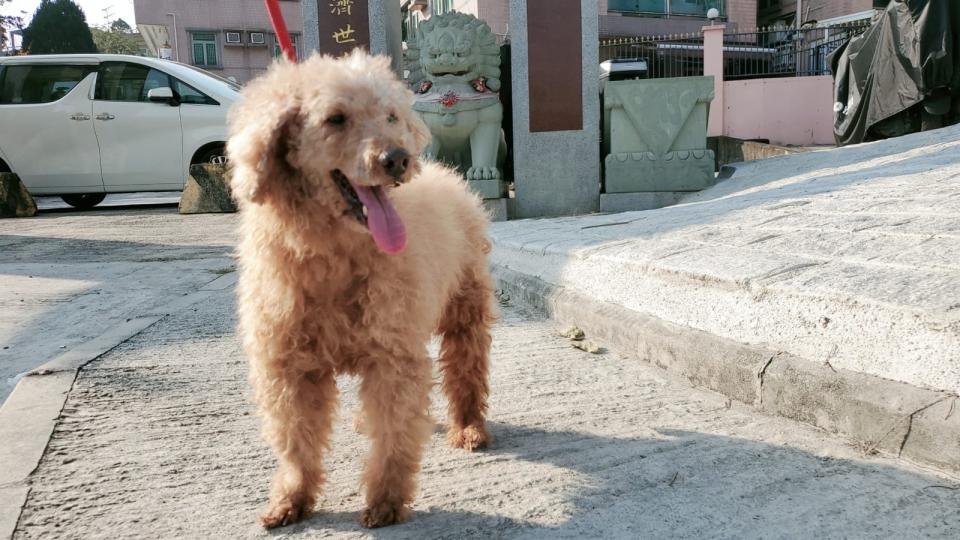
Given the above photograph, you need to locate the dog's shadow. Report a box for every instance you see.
[269,421,959,539]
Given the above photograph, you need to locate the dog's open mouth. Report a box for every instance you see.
[331,169,407,254]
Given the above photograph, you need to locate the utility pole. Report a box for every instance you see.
[101,5,115,25]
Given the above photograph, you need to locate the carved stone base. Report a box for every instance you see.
[604,149,716,193]
[0,173,38,218]
[468,179,507,200]
[179,164,237,214]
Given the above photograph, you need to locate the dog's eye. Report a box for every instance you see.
[387,113,398,124]
[325,113,347,126]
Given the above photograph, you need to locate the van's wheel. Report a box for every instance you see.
[193,145,227,165]
[61,193,107,209]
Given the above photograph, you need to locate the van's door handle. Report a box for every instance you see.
[69,113,90,121]
[95,113,115,121]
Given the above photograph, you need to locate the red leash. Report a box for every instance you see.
[264,0,297,62]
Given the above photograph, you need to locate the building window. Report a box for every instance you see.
[191,32,218,67]
[431,0,452,16]
[608,0,725,18]
[272,33,299,59]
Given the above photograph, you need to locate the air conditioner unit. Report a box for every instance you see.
[225,31,241,44]
[249,32,266,45]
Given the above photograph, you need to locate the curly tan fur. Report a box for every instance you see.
[227,51,494,529]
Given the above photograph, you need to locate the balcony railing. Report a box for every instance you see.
[607,0,726,19]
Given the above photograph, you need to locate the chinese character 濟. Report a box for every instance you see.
[330,0,353,16]
[332,24,356,44]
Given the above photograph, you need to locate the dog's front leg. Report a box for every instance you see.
[358,353,433,528]
[255,366,337,529]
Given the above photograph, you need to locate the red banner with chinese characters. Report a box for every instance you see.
[317,0,370,56]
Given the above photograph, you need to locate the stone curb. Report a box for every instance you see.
[0,272,237,539]
[492,264,960,475]
[178,164,237,215]
[0,173,37,219]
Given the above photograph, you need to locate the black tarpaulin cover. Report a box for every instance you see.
[830,0,960,146]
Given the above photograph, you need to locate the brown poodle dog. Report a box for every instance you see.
[227,51,494,529]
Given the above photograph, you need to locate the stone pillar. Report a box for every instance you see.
[509,0,600,218]
[302,0,403,73]
[703,24,726,137]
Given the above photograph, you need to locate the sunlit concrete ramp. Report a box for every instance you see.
[490,125,960,474]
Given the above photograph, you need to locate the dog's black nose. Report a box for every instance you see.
[379,148,410,179]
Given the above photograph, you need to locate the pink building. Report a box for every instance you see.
[759,0,884,26]
[133,0,304,83]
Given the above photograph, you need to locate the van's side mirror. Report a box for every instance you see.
[147,87,176,105]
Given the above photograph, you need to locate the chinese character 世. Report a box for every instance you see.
[332,24,356,44]
[330,0,353,16]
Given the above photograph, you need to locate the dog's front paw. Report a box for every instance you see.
[360,500,410,528]
[259,496,313,529]
[447,424,492,451]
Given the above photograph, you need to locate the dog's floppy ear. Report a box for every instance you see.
[228,106,303,204]
[410,113,433,155]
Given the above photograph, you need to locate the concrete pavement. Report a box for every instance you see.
[0,206,235,403]
[0,207,957,538]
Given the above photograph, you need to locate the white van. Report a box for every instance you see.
[0,54,240,208]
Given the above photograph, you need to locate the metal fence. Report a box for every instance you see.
[723,23,870,80]
[599,22,871,82]
[599,33,705,79]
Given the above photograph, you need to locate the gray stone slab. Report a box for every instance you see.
[469,178,506,200]
[509,0,600,218]
[491,263,960,474]
[599,192,686,213]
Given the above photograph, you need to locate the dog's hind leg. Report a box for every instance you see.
[358,353,433,528]
[255,366,337,529]
[438,269,495,451]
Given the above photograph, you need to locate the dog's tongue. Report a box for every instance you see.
[353,185,406,254]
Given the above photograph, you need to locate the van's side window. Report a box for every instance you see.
[171,79,218,105]
[95,62,171,102]
[0,64,94,105]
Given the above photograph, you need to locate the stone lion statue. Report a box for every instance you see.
[405,12,506,196]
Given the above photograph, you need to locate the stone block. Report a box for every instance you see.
[604,150,716,192]
[602,76,715,194]
[469,179,507,200]
[0,173,37,218]
[179,165,236,214]
[599,192,686,213]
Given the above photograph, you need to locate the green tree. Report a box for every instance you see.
[91,27,141,55]
[22,0,96,54]
[109,18,131,33]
